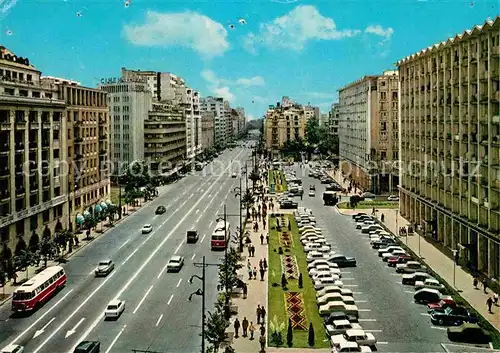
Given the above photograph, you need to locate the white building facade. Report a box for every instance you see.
[200,96,226,148]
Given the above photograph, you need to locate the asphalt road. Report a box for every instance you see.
[291,164,449,353]
[0,145,252,353]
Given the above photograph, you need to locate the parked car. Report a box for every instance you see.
[430,306,478,326]
[307,251,328,263]
[308,259,339,271]
[73,341,100,353]
[319,301,359,317]
[314,277,343,290]
[0,345,24,353]
[317,293,355,306]
[414,288,447,304]
[361,192,376,199]
[327,254,356,267]
[326,320,363,336]
[310,264,341,278]
[280,200,298,209]
[332,341,372,352]
[402,272,433,285]
[352,213,367,219]
[388,254,413,267]
[312,271,341,282]
[361,225,383,234]
[382,250,406,262]
[396,261,425,273]
[308,190,315,197]
[415,278,445,291]
[104,299,125,319]
[155,205,167,215]
[141,224,153,234]
[427,298,457,311]
[316,285,353,298]
[447,323,490,344]
[166,256,185,272]
[94,260,115,277]
[324,311,359,324]
[387,195,399,201]
[371,238,396,249]
[331,329,377,348]
[378,246,403,257]
[356,220,376,229]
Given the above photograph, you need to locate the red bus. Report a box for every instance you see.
[211,220,230,250]
[12,265,67,312]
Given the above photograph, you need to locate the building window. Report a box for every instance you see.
[42,210,50,224]
[381,122,387,131]
[381,151,386,160]
[30,215,38,231]
[393,151,398,160]
[380,92,387,100]
[16,221,24,236]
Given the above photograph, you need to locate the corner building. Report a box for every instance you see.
[398,17,500,277]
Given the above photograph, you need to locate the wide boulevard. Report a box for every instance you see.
[0,145,252,353]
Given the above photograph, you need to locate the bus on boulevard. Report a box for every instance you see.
[11,265,67,312]
[211,220,230,250]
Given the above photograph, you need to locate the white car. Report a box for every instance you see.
[317,293,355,306]
[331,329,377,348]
[231,173,237,178]
[333,342,372,352]
[361,225,383,234]
[167,255,185,272]
[307,251,327,262]
[396,261,425,273]
[356,220,375,229]
[312,271,341,282]
[304,242,330,253]
[378,246,403,257]
[319,301,358,317]
[309,264,341,278]
[301,236,322,245]
[308,259,339,271]
[326,320,363,336]
[415,278,445,291]
[104,299,125,319]
[308,190,315,197]
[299,226,321,234]
[141,224,153,234]
[314,277,343,290]
[94,259,115,277]
[316,285,353,298]
[387,195,399,201]
[0,345,24,353]
[382,249,406,261]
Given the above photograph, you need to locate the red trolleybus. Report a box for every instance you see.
[11,265,67,312]
[211,220,230,250]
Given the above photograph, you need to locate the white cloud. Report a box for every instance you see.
[365,25,394,40]
[0,0,18,13]
[201,69,220,86]
[123,10,229,58]
[213,86,235,103]
[252,95,268,104]
[247,113,258,120]
[244,5,360,52]
[235,76,265,87]
[201,70,235,103]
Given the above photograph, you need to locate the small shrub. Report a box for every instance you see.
[298,273,303,288]
[308,323,315,346]
[270,330,284,346]
[286,318,293,347]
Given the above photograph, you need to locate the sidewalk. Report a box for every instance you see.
[326,169,361,196]
[337,206,500,333]
[0,185,170,306]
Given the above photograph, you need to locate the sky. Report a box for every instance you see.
[0,0,498,120]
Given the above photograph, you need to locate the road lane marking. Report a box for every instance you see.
[121,248,139,266]
[420,313,431,316]
[352,292,362,295]
[191,253,196,260]
[157,262,170,279]
[33,317,56,339]
[69,150,245,352]
[195,209,199,214]
[405,290,415,294]
[343,284,358,287]
[201,234,207,243]
[209,221,213,228]
[431,326,446,331]
[88,269,96,276]
[358,319,376,322]
[176,278,183,287]
[105,325,127,353]
[133,285,154,314]
[341,278,355,280]
[188,194,194,199]
[377,342,389,345]
[167,294,174,305]
[364,329,382,333]
[358,309,371,312]
[9,289,74,346]
[195,214,202,223]
[174,197,179,202]
[65,318,85,339]
[117,239,131,250]
[156,314,163,327]
[32,273,116,353]
[355,300,368,303]
[174,243,182,254]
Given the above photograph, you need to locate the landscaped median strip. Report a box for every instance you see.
[374,218,500,349]
[268,213,329,348]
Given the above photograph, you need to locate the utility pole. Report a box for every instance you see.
[234,180,244,253]
[118,174,122,219]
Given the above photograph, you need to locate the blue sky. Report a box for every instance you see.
[0,0,498,119]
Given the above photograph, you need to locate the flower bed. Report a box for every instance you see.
[285,292,308,330]
[281,255,299,280]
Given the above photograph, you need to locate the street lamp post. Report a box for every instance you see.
[234,179,244,253]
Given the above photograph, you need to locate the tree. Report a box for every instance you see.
[308,323,315,347]
[13,250,39,279]
[39,236,58,268]
[242,190,254,218]
[205,309,229,353]
[249,170,260,191]
[218,248,243,293]
[305,118,320,146]
[286,318,293,347]
[298,273,303,289]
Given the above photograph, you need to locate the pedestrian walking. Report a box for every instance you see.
[261,307,266,324]
[494,293,499,305]
[260,268,265,281]
[381,213,385,222]
[263,218,266,229]
[260,234,264,245]
[242,317,249,337]
[263,258,267,270]
[473,277,479,289]
[259,334,266,352]
[252,245,256,257]
[242,283,248,299]
[247,245,251,257]
[483,279,488,293]
[234,318,241,338]
[248,266,253,280]
[266,234,269,244]
[256,305,262,324]
[487,297,493,313]
[259,259,263,270]
[260,323,266,336]
[249,322,256,340]
[253,267,257,279]
[248,259,251,268]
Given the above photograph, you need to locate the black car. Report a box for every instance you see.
[325,183,343,192]
[74,341,100,353]
[447,323,490,344]
[280,200,298,209]
[155,205,167,215]
[323,311,358,325]
[327,254,356,267]
[371,238,396,249]
[430,306,478,326]
[352,213,367,219]
[186,230,199,243]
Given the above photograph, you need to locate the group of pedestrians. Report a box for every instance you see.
[247,258,268,281]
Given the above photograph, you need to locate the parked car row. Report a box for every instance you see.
[306,164,343,192]
[294,208,373,352]
[353,212,492,345]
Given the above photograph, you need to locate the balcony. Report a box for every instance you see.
[30,122,39,129]
[42,122,51,130]
[74,137,83,143]
[99,134,107,141]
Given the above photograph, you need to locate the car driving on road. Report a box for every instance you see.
[167,255,185,272]
[155,206,167,215]
[141,224,153,234]
[104,299,125,319]
[94,260,114,277]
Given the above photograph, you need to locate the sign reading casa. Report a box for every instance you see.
[100,77,146,84]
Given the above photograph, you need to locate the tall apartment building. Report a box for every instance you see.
[58,82,110,230]
[0,47,67,256]
[100,80,152,172]
[328,103,340,137]
[338,70,399,194]
[200,96,226,148]
[144,102,186,174]
[304,105,320,120]
[319,113,329,127]
[235,107,246,135]
[121,68,201,161]
[398,17,500,278]
[264,98,309,155]
[201,111,215,151]
[224,101,233,142]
